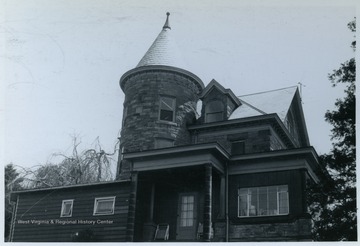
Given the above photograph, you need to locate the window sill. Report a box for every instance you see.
[231,214,293,224]
[156,120,178,126]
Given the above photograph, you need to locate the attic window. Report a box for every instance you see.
[60,200,74,217]
[93,197,115,215]
[159,96,176,122]
[205,100,224,123]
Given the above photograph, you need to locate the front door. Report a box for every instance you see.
[176,192,198,240]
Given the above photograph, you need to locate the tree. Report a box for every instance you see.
[13,136,119,189]
[4,163,23,241]
[308,19,356,241]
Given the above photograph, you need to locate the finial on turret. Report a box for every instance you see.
[163,12,171,30]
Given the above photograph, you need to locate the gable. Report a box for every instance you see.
[229,86,310,147]
[230,86,297,122]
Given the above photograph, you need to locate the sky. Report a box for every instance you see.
[0,0,358,172]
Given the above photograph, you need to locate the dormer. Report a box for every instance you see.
[199,79,241,123]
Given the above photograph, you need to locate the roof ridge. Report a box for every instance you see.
[238,85,298,98]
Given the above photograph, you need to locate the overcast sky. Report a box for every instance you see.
[1,0,357,171]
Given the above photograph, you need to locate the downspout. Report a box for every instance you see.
[9,195,19,242]
[225,161,229,242]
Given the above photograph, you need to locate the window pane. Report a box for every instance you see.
[206,112,223,123]
[63,203,72,214]
[268,187,278,215]
[188,196,194,203]
[61,200,73,217]
[161,97,174,110]
[160,110,173,121]
[94,197,115,215]
[160,97,175,122]
[279,191,289,214]
[238,185,289,217]
[249,188,258,216]
[258,187,268,216]
[180,195,194,227]
[238,189,248,217]
[98,200,113,212]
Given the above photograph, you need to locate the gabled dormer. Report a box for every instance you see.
[198,79,241,123]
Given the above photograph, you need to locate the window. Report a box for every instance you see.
[232,141,245,155]
[179,195,195,227]
[159,96,176,122]
[60,200,74,217]
[93,197,115,215]
[205,100,224,123]
[238,185,289,217]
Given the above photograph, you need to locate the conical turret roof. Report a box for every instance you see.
[136,13,189,70]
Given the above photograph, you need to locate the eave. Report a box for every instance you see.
[229,147,322,183]
[123,142,230,174]
[189,113,298,148]
[10,180,130,202]
[120,65,204,92]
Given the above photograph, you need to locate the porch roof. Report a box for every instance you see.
[122,142,230,174]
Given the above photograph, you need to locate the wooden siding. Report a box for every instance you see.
[11,181,131,242]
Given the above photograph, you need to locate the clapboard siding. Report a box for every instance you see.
[11,181,131,242]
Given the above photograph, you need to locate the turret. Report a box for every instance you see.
[118,13,204,178]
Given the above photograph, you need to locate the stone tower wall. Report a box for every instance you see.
[120,69,202,153]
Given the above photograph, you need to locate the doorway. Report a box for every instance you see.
[176,192,198,240]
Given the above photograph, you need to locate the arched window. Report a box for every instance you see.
[205,100,224,123]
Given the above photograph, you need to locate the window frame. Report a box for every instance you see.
[93,196,116,216]
[237,185,289,218]
[205,100,224,123]
[159,96,176,122]
[60,199,74,218]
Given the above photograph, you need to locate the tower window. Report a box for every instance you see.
[159,96,176,122]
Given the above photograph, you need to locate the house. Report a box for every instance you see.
[9,12,326,242]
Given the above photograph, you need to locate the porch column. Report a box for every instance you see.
[204,163,212,242]
[219,175,226,219]
[126,171,138,242]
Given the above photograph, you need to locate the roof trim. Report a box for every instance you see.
[123,142,230,160]
[200,79,241,106]
[189,113,279,130]
[120,65,204,92]
[10,179,130,195]
[189,113,298,148]
[230,146,319,162]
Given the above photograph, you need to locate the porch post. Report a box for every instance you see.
[126,171,138,242]
[204,163,212,242]
[219,175,226,218]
